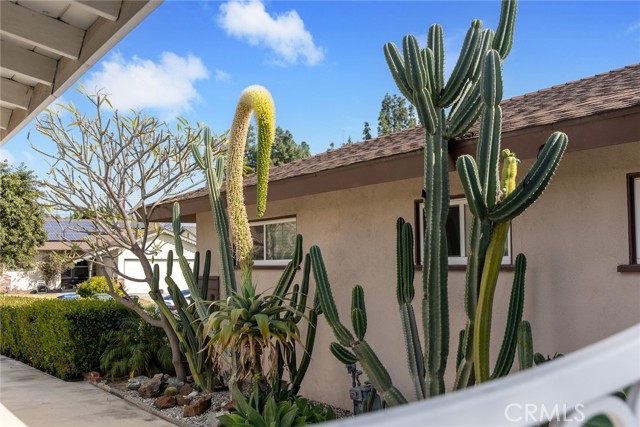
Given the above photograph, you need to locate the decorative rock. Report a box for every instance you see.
[127,376,148,391]
[186,390,199,402]
[138,373,164,398]
[166,377,184,390]
[179,383,193,396]
[183,394,212,417]
[154,395,176,410]
[175,395,189,406]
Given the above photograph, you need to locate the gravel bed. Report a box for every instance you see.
[123,389,230,427]
[97,380,351,426]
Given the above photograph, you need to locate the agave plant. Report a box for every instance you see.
[203,280,302,388]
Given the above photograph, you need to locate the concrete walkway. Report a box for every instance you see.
[0,356,175,427]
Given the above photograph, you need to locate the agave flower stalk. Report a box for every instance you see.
[226,85,276,287]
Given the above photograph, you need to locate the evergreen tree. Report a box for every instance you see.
[0,162,46,271]
[246,125,311,167]
[377,93,418,136]
[362,122,372,140]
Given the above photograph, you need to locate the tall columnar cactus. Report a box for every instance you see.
[148,204,217,391]
[457,49,567,384]
[381,0,519,397]
[192,129,237,297]
[317,0,568,407]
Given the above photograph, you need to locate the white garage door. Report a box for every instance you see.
[122,259,193,295]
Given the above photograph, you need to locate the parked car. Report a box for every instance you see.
[163,289,191,311]
[57,293,79,300]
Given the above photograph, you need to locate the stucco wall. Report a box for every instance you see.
[195,140,640,409]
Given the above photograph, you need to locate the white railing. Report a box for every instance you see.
[322,324,640,427]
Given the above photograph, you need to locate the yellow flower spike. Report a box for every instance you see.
[226,85,276,283]
[500,149,518,196]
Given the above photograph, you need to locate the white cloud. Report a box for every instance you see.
[217,0,325,66]
[214,69,231,82]
[21,151,36,163]
[84,51,209,117]
[628,21,640,32]
[0,148,15,164]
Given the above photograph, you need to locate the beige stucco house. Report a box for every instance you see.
[155,64,640,409]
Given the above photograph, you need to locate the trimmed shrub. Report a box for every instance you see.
[0,296,133,379]
[77,276,125,298]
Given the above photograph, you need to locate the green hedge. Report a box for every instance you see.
[0,296,134,379]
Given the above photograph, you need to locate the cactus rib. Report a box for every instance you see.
[517,320,534,370]
[490,253,526,379]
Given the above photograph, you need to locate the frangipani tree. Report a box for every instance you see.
[33,89,218,380]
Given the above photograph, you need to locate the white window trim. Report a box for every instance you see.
[249,217,297,267]
[418,199,512,266]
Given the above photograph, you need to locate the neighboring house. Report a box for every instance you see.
[117,225,198,295]
[3,219,196,296]
[154,65,640,409]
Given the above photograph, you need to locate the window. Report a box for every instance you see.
[417,198,511,266]
[249,217,297,266]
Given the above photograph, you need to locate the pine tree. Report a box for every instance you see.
[246,125,310,167]
[362,122,372,140]
[376,93,418,136]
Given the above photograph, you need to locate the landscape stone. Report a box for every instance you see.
[183,394,211,417]
[154,395,176,410]
[186,390,199,402]
[176,395,189,406]
[138,373,164,398]
[166,377,184,390]
[179,383,193,396]
[127,376,148,391]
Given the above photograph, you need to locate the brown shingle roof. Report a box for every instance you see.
[170,64,640,204]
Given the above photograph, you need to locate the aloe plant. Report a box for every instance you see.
[316,0,568,406]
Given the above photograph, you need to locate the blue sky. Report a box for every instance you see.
[2,0,639,179]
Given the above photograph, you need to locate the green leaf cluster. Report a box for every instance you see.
[0,162,46,271]
[99,306,174,379]
[218,387,336,427]
[204,285,301,385]
[0,296,132,379]
[77,276,125,298]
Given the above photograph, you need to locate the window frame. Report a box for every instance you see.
[627,173,640,265]
[249,216,297,267]
[415,197,512,267]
